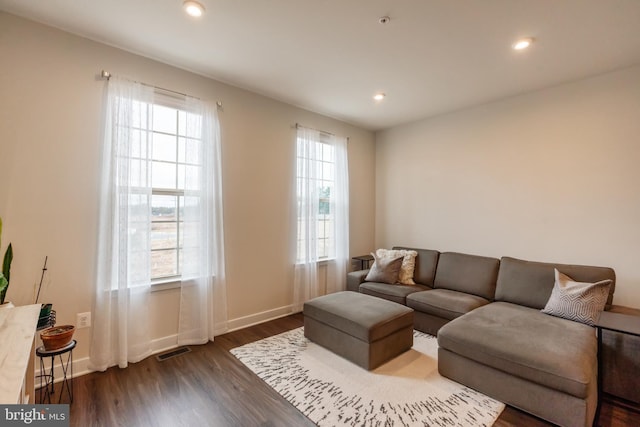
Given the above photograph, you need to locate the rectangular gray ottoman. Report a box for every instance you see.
[303,291,414,370]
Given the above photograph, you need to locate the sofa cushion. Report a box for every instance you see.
[406,289,490,320]
[365,253,403,284]
[433,252,500,300]
[541,269,612,326]
[393,247,439,287]
[359,282,430,305]
[495,257,616,310]
[438,302,596,398]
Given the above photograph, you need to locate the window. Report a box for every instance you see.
[126,98,203,282]
[93,76,227,366]
[293,125,349,309]
[296,128,348,264]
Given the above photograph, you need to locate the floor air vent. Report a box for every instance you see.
[156,346,191,362]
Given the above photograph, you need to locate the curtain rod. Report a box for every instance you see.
[101,70,222,109]
[294,123,349,141]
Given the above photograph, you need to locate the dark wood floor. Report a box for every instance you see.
[46,314,639,426]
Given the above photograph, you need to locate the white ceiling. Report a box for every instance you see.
[2,0,640,131]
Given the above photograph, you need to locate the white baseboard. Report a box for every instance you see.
[35,305,297,385]
[226,304,296,332]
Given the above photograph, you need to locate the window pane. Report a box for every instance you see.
[152,132,177,162]
[177,164,185,190]
[125,98,208,283]
[326,239,335,258]
[317,219,326,240]
[127,158,150,188]
[317,238,328,259]
[322,143,334,161]
[152,104,177,134]
[184,111,202,138]
[179,164,201,191]
[178,111,187,136]
[319,199,330,215]
[152,161,176,189]
[178,195,185,219]
[178,137,202,165]
[296,136,342,263]
[130,128,146,159]
[131,100,148,129]
[151,249,178,278]
[321,182,334,198]
[151,222,177,250]
[151,194,182,278]
[152,194,177,218]
[322,161,334,181]
[178,138,186,163]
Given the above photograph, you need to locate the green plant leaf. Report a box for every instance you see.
[2,243,12,284]
[0,272,7,305]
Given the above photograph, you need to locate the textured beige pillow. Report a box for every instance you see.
[365,253,404,284]
[541,269,612,326]
[376,248,418,285]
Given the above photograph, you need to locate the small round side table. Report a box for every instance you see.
[36,339,76,404]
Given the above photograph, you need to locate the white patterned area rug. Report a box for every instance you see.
[230,327,504,427]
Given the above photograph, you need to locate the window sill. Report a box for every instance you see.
[295,258,335,266]
[151,279,181,292]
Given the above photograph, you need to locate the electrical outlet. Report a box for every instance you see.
[77,312,91,328]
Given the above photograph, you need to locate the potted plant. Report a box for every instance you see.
[0,216,14,307]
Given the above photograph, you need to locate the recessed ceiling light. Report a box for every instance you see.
[373,93,386,101]
[184,0,205,17]
[512,37,534,50]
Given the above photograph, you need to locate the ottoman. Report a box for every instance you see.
[303,291,414,370]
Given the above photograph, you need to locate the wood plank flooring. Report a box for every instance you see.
[48,314,639,426]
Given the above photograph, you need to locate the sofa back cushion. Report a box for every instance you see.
[393,246,439,287]
[433,252,500,300]
[495,256,616,309]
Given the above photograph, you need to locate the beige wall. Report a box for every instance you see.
[376,64,640,309]
[0,13,376,364]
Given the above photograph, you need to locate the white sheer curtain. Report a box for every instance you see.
[90,77,154,370]
[327,134,349,294]
[178,97,228,343]
[90,76,227,371]
[293,126,349,312]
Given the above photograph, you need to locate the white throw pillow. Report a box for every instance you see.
[541,269,612,326]
[375,248,418,285]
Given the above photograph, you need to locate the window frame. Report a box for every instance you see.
[296,134,337,263]
[134,94,204,285]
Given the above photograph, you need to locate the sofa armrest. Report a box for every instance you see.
[347,270,369,292]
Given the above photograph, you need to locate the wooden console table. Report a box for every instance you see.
[0,304,40,403]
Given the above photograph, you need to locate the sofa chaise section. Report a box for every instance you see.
[437,256,616,427]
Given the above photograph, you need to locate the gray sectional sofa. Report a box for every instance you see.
[346,247,615,427]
